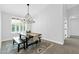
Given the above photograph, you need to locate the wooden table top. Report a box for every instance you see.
[28,33,41,36]
[19,32,42,37]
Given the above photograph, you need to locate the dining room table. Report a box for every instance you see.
[20,32,42,48]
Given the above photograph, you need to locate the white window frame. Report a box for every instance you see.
[11,19,26,33]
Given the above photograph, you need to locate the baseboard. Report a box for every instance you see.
[2,38,12,42]
[0,39,1,48]
[1,37,64,45]
[42,37,64,45]
[70,35,79,39]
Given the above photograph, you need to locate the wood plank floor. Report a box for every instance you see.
[1,37,79,54]
[44,38,79,54]
[1,39,53,54]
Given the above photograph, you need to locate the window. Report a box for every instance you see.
[11,20,26,33]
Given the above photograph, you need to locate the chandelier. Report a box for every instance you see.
[24,4,35,24]
[11,4,35,24]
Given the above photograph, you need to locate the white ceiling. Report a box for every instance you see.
[0,4,48,17]
[0,4,78,17]
[65,4,78,10]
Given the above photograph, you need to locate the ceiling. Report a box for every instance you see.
[0,4,78,17]
[65,4,78,10]
[0,4,48,17]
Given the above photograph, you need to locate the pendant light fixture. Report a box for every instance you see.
[24,4,35,24]
[10,4,35,24]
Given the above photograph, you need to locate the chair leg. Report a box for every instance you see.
[13,40,15,45]
[26,43,28,48]
[39,37,41,42]
[18,44,20,52]
[36,40,38,47]
[23,43,25,49]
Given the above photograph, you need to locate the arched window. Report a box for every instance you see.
[11,20,26,33]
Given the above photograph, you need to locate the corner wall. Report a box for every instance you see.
[1,12,13,41]
[32,4,64,45]
[0,10,1,48]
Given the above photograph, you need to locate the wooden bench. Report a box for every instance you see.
[13,36,26,52]
[13,33,42,52]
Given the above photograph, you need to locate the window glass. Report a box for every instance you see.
[12,24,15,32]
[11,20,26,33]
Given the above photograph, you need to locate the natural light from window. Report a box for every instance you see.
[11,19,27,33]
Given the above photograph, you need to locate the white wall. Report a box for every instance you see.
[32,4,64,45]
[1,12,13,41]
[0,10,1,48]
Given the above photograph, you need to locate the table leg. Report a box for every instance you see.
[23,43,25,49]
[38,37,41,42]
[18,44,20,52]
[26,39,28,48]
